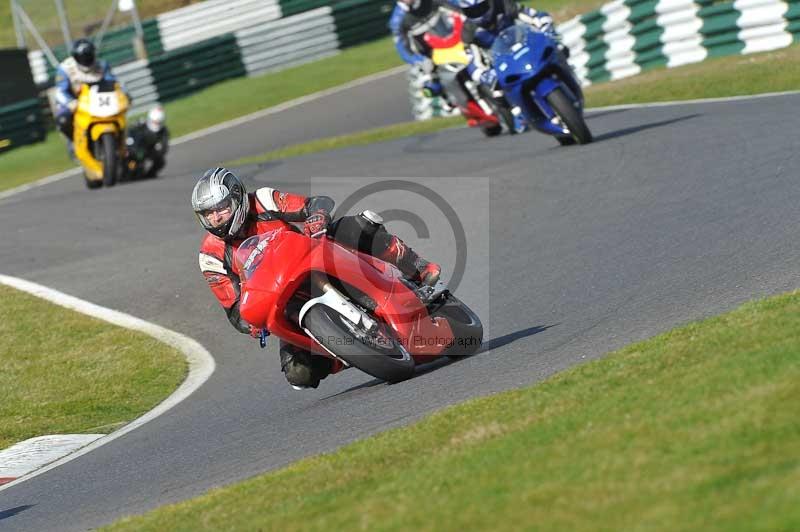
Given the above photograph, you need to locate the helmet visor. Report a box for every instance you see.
[463,1,490,19]
[195,196,235,230]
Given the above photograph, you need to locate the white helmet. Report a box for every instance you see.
[146,105,166,133]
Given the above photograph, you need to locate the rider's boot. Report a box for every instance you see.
[379,235,441,287]
[511,107,529,134]
[280,343,333,390]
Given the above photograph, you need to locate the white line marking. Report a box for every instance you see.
[0,167,82,202]
[0,435,104,479]
[585,89,800,112]
[0,274,216,492]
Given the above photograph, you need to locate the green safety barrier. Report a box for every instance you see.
[0,98,46,154]
[149,34,246,102]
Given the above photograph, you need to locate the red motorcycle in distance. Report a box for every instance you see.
[235,226,483,384]
[423,12,515,137]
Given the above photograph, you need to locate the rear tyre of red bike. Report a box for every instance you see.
[303,306,415,383]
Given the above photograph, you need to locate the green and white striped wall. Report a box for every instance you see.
[561,0,800,85]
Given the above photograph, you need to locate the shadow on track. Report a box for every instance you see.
[593,114,701,142]
[324,324,556,398]
[0,505,36,521]
[585,108,629,120]
[475,324,556,354]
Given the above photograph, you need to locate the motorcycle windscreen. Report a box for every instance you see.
[234,231,287,285]
[490,24,529,58]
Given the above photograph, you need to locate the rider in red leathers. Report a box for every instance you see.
[192,167,441,390]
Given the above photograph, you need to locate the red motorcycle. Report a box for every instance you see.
[423,12,514,137]
[235,225,483,383]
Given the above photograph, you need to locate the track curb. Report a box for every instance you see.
[0,274,216,493]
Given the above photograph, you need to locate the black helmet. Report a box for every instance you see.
[191,167,250,240]
[71,38,96,69]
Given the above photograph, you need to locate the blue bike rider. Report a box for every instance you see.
[451,0,561,132]
[389,0,456,98]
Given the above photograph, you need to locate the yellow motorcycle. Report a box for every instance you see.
[73,80,129,189]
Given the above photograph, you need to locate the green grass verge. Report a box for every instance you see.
[104,290,800,531]
[583,44,800,106]
[0,285,187,449]
[228,116,464,166]
[0,37,402,193]
[230,44,800,166]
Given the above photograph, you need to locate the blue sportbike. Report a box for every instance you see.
[491,24,592,144]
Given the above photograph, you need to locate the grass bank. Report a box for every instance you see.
[106,290,800,531]
[228,116,464,166]
[0,285,186,449]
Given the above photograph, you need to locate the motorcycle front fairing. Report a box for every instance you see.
[492,25,584,136]
[73,81,129,180]
[236,231,455,361]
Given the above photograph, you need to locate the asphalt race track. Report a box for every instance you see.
[1,74,799,530]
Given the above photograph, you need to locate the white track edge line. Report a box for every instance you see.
[0,274,216,493]
[585,89,800,113]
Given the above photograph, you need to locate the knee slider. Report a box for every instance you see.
[283,357,317,388]
[358,210,383,228]
[280,348,331,388]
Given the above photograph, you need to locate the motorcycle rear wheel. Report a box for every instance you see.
[546,88,592,144]
[303,306,415,383]
[100,133,118,187]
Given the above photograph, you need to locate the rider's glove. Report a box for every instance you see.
[519,11,554,31]
[303,210,331,238]
[479,68,498,88]
[67,99,78,112]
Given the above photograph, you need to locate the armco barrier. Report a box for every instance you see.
[0,98,46,154]
[114,60,159,117]
[236,7,340,77]
[561,0,800,84]
[156,0,282,52]
[149,35,246,102]
[332,0,395,47]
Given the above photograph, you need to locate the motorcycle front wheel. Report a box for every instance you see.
[303,306,415,383]
[100,133,118,187]
[546,88,592,144]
